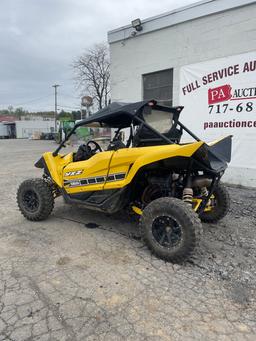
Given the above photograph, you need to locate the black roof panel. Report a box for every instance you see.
[76,100,182,129]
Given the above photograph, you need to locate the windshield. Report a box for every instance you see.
[142,107,173,133]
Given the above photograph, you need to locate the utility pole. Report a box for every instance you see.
[52,84,60,131]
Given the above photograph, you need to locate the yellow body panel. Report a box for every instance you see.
[104,142,204,190]
[43,142,204,193]
[63,151,114,193]
[43,152,73,187]
[43,150,114,193]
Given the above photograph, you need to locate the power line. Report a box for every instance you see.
[57,104,81,110]
[59,92,80,100]
[0,94,52,107]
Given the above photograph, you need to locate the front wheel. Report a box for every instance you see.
[17,179,54,221]
[141,197,202,263]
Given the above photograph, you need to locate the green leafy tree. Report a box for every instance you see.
[0,109,9,115]
[57,110,73,120]
[71,110,82,121]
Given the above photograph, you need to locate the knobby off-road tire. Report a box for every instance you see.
[141,197,202,263]
[17,178,54,221]
[199,183,230,223]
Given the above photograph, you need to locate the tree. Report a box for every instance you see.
[71,110,82,121]
[57,110,72,121]
[14,107,27,120]
[0,109,9,116]
[73,43,110,110]
[8,105,14,114]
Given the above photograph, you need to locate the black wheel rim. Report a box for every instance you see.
[22,190,39,212]
[152,215,182,248]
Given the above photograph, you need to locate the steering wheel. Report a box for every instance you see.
[86,140,102,153]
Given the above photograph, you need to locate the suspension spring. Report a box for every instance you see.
[201,186,208,197]
[182,187,193,205]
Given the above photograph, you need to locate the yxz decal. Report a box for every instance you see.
[64,170,83,176]
[64,172,126,187]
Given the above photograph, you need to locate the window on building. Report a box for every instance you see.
[143,69,173,106]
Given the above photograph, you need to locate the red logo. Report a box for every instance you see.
[208,85,232,104]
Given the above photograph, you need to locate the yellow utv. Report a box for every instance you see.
[17,100,232,263]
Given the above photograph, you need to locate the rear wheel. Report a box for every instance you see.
[17,179,54,221]
[141,197,202,263]
[199,183,230,223]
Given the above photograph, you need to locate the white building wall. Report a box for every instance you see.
[109,2,256,187]
[109,3,256,105]
[15,120,55,139]
[0,123,8,138]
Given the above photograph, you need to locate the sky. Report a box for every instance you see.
[0,0,198,112]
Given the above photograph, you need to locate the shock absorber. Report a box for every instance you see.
[182,187,193,205]
[182,175,193,205]
[201,186,212,207]
[201,186,208,197]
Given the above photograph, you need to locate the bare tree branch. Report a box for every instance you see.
[73,43,110,110]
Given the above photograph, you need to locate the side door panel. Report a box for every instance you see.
[103,148,144,190]
[63,151,114,194]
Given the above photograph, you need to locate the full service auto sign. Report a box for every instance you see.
[179,51,256,170]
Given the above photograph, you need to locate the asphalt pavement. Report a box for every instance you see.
[0,139,255,341]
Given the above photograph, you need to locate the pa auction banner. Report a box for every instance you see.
[179,51,256,175]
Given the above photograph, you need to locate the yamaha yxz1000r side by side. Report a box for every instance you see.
[17,100,232,263]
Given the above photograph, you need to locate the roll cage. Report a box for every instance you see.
[53,100,201,156]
